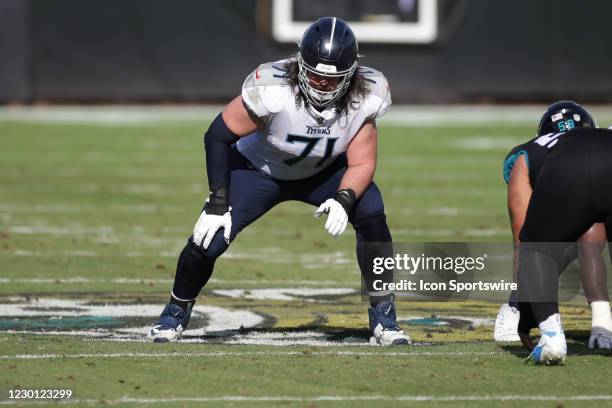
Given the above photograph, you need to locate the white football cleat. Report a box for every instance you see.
[526,329,567,365]
[589,327,612,350]
[368,301,411,346]
[148,323,183,343]
[147,302,193,343]
[493,303,521,342]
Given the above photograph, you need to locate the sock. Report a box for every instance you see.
[518,302,538,334]
[169,292,195,312]
[538,313,562,335]
[531,302,559,324]
[591,300,612,330]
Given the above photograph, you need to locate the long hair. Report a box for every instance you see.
[284,58,369,117]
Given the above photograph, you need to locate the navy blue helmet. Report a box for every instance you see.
[297,17,359,107]
[537,100,596,136]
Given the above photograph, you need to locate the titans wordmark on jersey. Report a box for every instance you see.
[237,59,391,180]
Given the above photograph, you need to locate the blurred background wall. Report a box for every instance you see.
[1,0,611,104]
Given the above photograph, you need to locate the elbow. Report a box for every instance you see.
[352,162,376,174]
[204,113,240,150]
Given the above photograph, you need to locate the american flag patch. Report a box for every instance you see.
[551,113,564,122]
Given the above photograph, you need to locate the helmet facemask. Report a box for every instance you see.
[297,51,357,108]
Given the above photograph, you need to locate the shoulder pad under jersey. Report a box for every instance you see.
[241,60,292,119]
[358,66,392,119]
[502,143,530,184]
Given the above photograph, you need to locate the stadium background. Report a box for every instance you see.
[2,0,612,103]
[2,1,612,406]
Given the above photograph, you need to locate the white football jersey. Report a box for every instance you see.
[237,59,391,180]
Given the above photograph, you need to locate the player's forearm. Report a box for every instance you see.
[510,218,524,243]
[339,163,376,198]
[507,189,528,243]
[509,209,524,281]
[506,154,531,244]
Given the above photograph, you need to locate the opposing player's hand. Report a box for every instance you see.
[193,193,232,250]
[588,327,612,350]
[314,199,349,237]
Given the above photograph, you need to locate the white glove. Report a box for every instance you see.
[589,326,612,350]
[193,208,232,250]
[314,198,348,237]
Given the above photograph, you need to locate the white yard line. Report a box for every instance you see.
[2,105,612,127]
[1,394,612,405]
[0,277,354,286]
[0,204,183,214]
[451,136,519,151]
[0,248,357,268]
[3,224,508,239]
[0,351,502,360]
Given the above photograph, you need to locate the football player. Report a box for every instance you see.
[147,17,410,346]
[511,103,612,364]
[496,101,612,353]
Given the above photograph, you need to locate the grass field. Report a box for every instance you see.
[1,106,612,407]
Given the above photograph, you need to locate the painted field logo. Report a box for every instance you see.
[0,290,360,345]
[403,315,490,330]
[0,295,492,346]
[0,298,264,339]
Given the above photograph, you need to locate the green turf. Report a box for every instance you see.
[0,120,514,288]
[1,337,612,407]
[1,118,611,407]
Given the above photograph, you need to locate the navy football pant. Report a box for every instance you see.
[172,147,392,302]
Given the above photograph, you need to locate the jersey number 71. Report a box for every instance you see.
[283,134,338,167]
